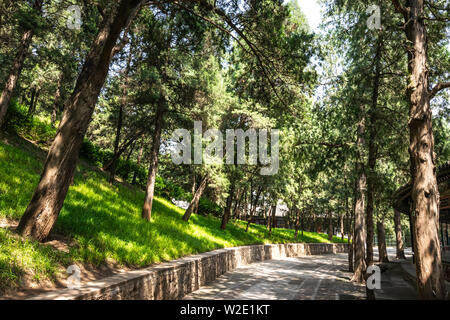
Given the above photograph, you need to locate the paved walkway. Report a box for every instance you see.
[183,253,366,300]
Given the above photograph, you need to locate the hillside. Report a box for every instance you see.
[0,131,346,297]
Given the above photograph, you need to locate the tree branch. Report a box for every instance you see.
[392,0,409,19]
[430,82,450,99]
[173,0,287,108]
[110,0,145,59]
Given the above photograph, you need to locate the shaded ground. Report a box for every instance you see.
[184,253,366,300]
[184,247,433,300]
[372,247,417,300]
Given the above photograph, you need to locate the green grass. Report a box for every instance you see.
[0,135,346,294]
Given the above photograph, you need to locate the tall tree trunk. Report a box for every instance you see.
[193,178,200,214]
[346,188,354,272]
[266,205,272,229]
[109,104,123,181]
[294,206,299,239]
[27,85,41,116]
[312,212,316,232]
[301,209,304,238]
[27,87,37,115]
[183,174,209,221]
[328,211,333,241]
[246,185,262,232]
[393,0,447,299]
[0,0,42,127]
[17,0,144,241]
[103,132,140,173]
[351,106,367,283]
[377,220,389,263]
[221,183,235,230]
[131,137,144,185]
[348,207,354,273]
[122,140,136,181]
[108,47,133,184]
[51,73,64,127]
[245,182,253,232]
[268,204,276,237]
[141,98,166,221]
[232,189,241,220]
[394,209,406,259]
[191,169,196,195]
[366,32,382,267]
[340,214,344,242]
[108,108,124,184]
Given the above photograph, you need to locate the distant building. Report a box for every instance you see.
[393,161,450,280]
[249,202,290,229]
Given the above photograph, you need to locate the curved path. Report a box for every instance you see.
[183,253,366,300]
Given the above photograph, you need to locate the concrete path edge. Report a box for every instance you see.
[28,243,348,300]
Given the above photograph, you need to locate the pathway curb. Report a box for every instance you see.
[28,243,348,300]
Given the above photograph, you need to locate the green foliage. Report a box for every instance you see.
[4,100,56,145]
[14,2,46,33]
[79,139,107,167]
[197,197,223,217]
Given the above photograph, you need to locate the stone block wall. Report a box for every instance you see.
[30,243,348,300]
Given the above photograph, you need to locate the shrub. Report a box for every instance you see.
[197,197,223,217]
[79,139,107,167]
[4,100,32,131]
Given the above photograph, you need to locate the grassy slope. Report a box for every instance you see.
[0,134,346,294]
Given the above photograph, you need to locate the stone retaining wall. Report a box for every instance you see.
[30,243,348,300]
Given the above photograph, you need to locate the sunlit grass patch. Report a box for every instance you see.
[0,228,69,293]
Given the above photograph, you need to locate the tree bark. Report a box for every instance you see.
[183,174,209,221]
[245,182,253,232]
[245,185,262,232]
[103,131,141,174]
[377,220,389,263]
[141,98,166,221]
[132,137,144,185]
[351,106,367,283]
[268,204,276,237]
[232,189,241,220]
[312,212,317,232]
[301,209,304,238]
[366,32,382,267]
[394,209,406,259]
[191,169,196,195]
[294,207,299,239]
[108,47,134,183]
[347,191,354,272]
[328,211,333,241]
[266,205,272,229]
[394,0,447,299]
[109,104,123,181]
[348,209,354,272]
[0,0,42,127]
[51,73,64,127]
[17,0,144,241]
[27,87,37,115]
[221,183,235,230]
